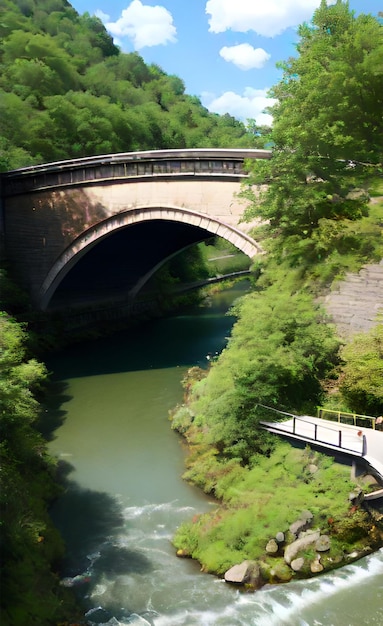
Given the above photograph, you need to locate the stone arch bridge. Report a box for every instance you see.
[0,148,270,311]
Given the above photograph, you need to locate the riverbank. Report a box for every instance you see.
[0,310,84,626]
[171,367,383,588]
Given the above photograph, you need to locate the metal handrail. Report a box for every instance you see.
[263,415,366,456]
[317,407,377,429]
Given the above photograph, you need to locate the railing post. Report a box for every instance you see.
[338,430,342,448]
[314,424,318,441]
[293,417,296,434]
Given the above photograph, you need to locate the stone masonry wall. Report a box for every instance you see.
[324,260,383,337]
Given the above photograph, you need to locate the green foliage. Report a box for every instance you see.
[188,285,340,462]
[0,272,79,623]
[199,239,251,276]
[339,323,383,413]
[242,1,383,266]
[143,244,211,304]
[331,509,372,544]
[170,404,194,435]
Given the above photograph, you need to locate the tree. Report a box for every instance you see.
[339,322,383,414]
[246,120,272,148]
[191,288,340,463]
[243,1,383,260]
[79,12,119,58]
[43,91,133,157]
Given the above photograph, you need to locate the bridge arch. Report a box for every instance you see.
[2,148,271,310]
[40,204,263,310]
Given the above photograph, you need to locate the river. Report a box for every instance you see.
[46,284,383,626]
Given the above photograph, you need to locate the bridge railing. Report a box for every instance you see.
[3,158,245,195]
[317,407,377,430]
[265,415,366,456]
[1,148,271,196]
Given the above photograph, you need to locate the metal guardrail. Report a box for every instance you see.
[317,407,377,429]
[295,416,365,455]
[264,415,366,456]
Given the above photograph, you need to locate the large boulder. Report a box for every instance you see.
[301,510,314,522]
[290,557,305,572]
[289,511,313,538]
[261,560,294,584]
[224,560,262,587]
[311,558,324,573]
[289,519,308,537]
[265,539,279,555]
[315,535,331,552]
[284,530,321,565]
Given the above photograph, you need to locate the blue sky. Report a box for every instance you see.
[69,1,382,125]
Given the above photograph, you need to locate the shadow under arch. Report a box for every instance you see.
[39,205,263,311]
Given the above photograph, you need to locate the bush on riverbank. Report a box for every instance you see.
[175,286,341,465]
[0,299,82,624]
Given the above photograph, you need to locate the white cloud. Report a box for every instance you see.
[104,0,177,50]
[206,0,336,37]
[202,87,277,124]
[219,44,270,70]
[95,9,110,22]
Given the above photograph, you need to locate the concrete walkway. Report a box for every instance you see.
[262,415,383,481]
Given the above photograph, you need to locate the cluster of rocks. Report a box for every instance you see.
[224,509,333,588]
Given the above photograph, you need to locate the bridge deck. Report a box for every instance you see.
[262,415,383,481]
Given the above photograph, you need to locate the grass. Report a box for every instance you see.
[199,240,251,276]
[172,440,367,577]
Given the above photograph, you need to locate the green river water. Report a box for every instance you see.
[46,284,383,626]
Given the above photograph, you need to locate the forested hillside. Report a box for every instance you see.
[0,0,256,171]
